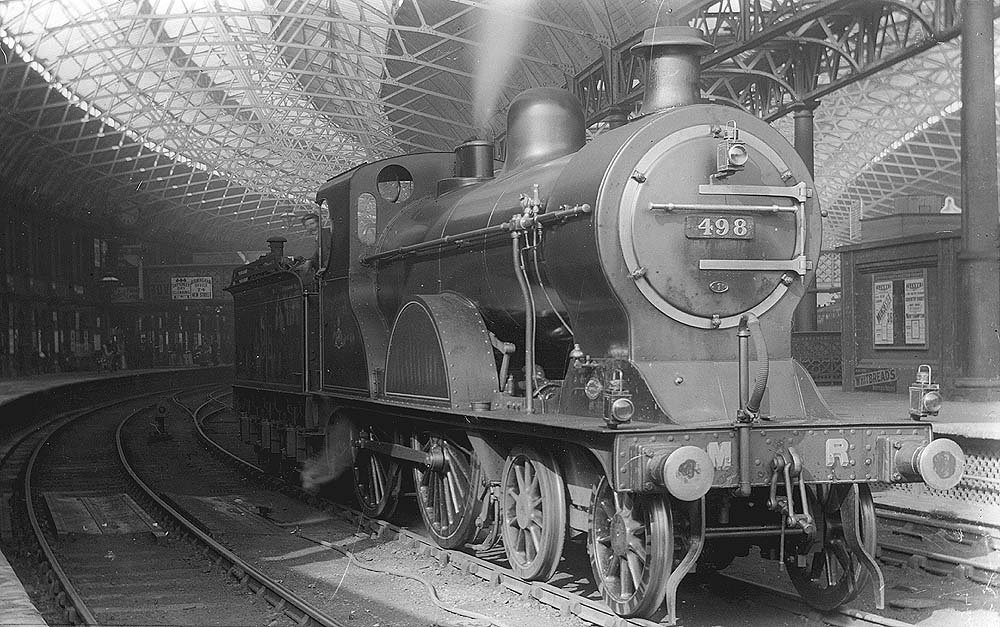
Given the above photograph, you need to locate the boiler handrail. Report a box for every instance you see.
[360,203,591,265]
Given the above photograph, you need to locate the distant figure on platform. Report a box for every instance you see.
[98,339,120,373]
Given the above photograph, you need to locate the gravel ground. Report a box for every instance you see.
[125,397,588,627]
[165,396,1000,627]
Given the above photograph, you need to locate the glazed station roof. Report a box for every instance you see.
[0,0,997,251]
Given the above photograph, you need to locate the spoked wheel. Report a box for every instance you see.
[588,476,672,618]
[353,425,403,519]
[412,433,484,549]
[500,446,567,581]
[786,483,877,611]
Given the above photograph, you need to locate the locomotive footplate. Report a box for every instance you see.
[612,423,965,497]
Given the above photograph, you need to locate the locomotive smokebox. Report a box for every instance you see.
[504,87,585,172]
[455,138,494,179]
[632,26,713,115]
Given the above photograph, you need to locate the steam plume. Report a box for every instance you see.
[300,417,355,491]
[472,0,533,130]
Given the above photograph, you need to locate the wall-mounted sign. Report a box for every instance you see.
[872,270,927,349]
[853,367,898,392]
[171,276,213,300]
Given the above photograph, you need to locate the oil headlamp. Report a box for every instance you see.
[716,120,748,177]
[909,364,942,420]
[603,369,633,427]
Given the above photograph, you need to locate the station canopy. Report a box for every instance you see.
[0,0,997,251]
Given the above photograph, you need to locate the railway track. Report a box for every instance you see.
[3,386,349,626]
[0,392,179,622]
[876,508,1000,587]
[185,392,996,627]
[10,386,988,627]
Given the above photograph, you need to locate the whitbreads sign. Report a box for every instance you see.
[853,367,898,392]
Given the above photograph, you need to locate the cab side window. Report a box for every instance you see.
[357,192,377,246]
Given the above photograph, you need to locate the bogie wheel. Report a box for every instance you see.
[353,425,403,519]
[412,433,484,549]
[500,446,567,581]
[588,476,672,618]
[786,483,876,611]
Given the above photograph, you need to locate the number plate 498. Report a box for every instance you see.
[684,215,754,239]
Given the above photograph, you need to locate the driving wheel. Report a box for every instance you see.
[412,433,483,549]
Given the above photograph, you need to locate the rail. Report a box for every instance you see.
[122,396,346,627]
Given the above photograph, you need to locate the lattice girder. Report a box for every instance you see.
[0,0,995,251]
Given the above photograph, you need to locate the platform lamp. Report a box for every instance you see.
[214,305,223,364]
[99,275,121,352]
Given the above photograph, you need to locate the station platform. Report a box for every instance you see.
[818,386,1000,529]
[0,548,45,626]
[818,386,1000,440]
[0,368,183,406]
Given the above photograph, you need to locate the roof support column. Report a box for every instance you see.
[954,0,1000,399]
[792,101,819,332]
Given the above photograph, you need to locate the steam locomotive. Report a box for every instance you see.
[227,27,965,622]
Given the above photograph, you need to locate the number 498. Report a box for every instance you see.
[697,217,750,237]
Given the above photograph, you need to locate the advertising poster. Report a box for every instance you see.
[873,280,893,345]
[904,277,926,344]
[171,276,213,300]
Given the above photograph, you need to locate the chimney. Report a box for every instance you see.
[631,26,713,115]
[455,139,494,179]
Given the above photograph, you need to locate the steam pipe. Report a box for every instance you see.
[745,314,769,416]
[737,422,751,497]
[736,313,770,497]
[736,321,752,491]
[489,332,515,393]
[737,321,750,415]
[512,231,534,412]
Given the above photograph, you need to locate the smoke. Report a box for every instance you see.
[300,417,355,492]
[472,0,533,130]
